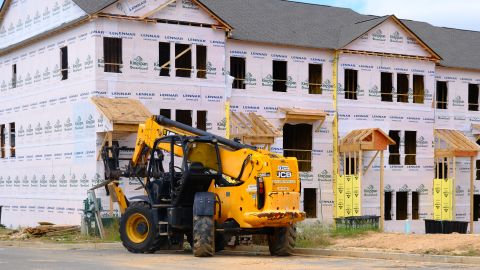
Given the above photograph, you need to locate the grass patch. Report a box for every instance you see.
[330,226,378,238]
[295,221,378,248]
[103,218,120,242]
[454,249,480,257]
[296,222,332,248]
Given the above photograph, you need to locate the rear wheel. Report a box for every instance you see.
[268,225,296,256]
[120,202,158,253]
[193,215,215,257]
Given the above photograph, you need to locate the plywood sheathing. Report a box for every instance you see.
[434,129,479,158]
[91,97,151,126]
[230,112,280,146]
[339,128,395,152]
[279,108,327,126]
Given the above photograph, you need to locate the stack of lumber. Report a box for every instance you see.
[24,222,80,237]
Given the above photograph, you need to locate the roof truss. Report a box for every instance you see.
[340,128,395,152]
[434,129,479,158]
[230,112,280,146]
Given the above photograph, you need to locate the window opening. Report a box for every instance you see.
[468,84,479,111]
[176,110,192,126]
[104,37,122,73]
[389,130,401,165]
[474,195,480,221]
[412,191,419,220]
[160,109,171,119]
[397,74,409,103]
[9,122,15,158]
[381,72,393,102]
[404,131,416,165]
[436,81,448,109]
[175,44,192,78]
[230,57,246,89]
[309,64,322,94]
[0,125,4,158]
[196,111,207,131]
[158,42,170,76]
[413,75,424,104]
[273,60,287,92]
[196,45,207,79]
[385,191,392,220]
[60,46,68,80]
[303,188,317,218]
[12,64,16,88]
[344,69,358,100]
[396,191,408,220]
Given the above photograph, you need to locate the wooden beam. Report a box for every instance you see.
[471,156,475,234]
[139,0,177,20]
[380,150,384,232]
[96,133,108,161]
[113,123,140,133]
[363,151,379,175]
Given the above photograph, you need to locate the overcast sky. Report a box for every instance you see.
[294,0,480,31]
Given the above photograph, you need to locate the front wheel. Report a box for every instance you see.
[193,215,215,257]
[119,202,157,253]
[268,225,296,256]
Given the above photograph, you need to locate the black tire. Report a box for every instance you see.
[267,226,296,256]
[193,215,215,257]
[215,232,226,252]
[120,201,160,253]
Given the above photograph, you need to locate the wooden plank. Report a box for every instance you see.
[471,156,475,234]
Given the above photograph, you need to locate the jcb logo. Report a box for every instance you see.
[277,171,292,178]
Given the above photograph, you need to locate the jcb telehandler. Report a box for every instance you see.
[101,115,305,257]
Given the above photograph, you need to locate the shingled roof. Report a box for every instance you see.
[71,0,117,14]
[2,0,480,71]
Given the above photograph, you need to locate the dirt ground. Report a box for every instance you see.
[332,232,480,256]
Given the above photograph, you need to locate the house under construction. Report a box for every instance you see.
[0,0,480,234]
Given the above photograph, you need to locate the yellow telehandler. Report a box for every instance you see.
[100,114,305,257]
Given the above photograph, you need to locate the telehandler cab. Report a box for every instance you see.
[101,115,305,257]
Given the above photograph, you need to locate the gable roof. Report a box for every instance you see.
[200,0,478,70]
[339,15,441,60]
[338,15,389,48]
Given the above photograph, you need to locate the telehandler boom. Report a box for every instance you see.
[101,114,305,256]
